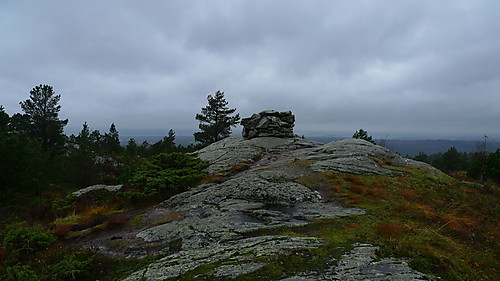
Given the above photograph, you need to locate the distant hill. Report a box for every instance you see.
[306,137,500,157]
[122,135,500,157]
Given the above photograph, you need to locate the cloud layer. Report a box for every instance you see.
[1,0,499,139]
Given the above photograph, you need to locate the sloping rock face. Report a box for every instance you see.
[124,136,441,280]
[241,110,295,139]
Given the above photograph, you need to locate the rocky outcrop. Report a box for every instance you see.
[282,244,433,281]
[193,135,320,174]
[241,110,295,139]
[72,184,123,197]
[120,136,443,280]
[136,171,364,250]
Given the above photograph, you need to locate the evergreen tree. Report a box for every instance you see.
[352,128,375,144]
[194,91,240,145]
[67,122,98,187]
[468,135,489,181]
[414,152,429,163]
[0,106,8,130]
[125,138,139,156]
[103,123,122,153]
[485,149,500,182]
[0,109,50,199]
[150,129,176,155]
[19,84,68,155]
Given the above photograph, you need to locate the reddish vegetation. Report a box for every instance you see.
[345,223,359,228]
[366,188,386,198]
[326,174,338,179]
[349,185,365,194]
[376,222,403,236]
[329,185,342,193]
[344,175,364,185]
[401,189,418,200]
[54,223,72,237]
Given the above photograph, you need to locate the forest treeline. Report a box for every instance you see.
[0,86,239,205]
[412,140,500,183]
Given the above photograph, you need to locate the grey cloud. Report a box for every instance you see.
[1,0,499,139]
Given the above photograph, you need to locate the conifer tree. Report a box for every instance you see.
[194,91,240,145]
[103,123,122,153]
[20,84,68,154]
[352,128,375,144]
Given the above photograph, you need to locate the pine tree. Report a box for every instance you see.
[103,123,122,153]
[194,91,240,145]
[20,84,68,154]
[68,122,98,187]
[352,128,375,144]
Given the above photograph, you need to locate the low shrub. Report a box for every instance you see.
[48,251,96,281]
[129,152,208,198]
[3,223,56,254]
[4,265,40,281]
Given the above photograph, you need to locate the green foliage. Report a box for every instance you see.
[4,265,40,281]
[432,147,469,173]
[485,149,500,182]
[194,91,240,145]
[130,152,208,197]
[0,130,51,200]
[3,223,56,259]
[51,194,77,215]
[352,128,376,144]
[67,122,99,187]
[102,123,122,154]
[149,129,176,155]
[48,251,96,280]
[19,84,68,155]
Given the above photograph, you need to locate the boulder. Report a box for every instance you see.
[241,110,295,139]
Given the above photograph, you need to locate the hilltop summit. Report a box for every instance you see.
[122,136,443,280]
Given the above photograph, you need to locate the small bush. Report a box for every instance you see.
[48,251,96,280]
[4,265,40,281]
[3,223,56,253]
[51,194,77,215]
[130,152,208,197]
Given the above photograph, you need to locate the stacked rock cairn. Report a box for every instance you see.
[241,110,295,139]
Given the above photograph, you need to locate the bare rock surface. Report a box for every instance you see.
[72,184,123,197]
[281,244,434,281]
[117,136,442,280]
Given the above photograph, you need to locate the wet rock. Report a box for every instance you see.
[281,244,435,280]
[137,171,364,250]
[123,236,325,281]
[194,135,320,174]
[123,135,441,280]
[306,139,446,177]
[213,263,268,279]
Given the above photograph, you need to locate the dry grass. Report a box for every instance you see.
[199,173,224,184]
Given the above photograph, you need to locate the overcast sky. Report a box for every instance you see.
[1,0,499,139]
